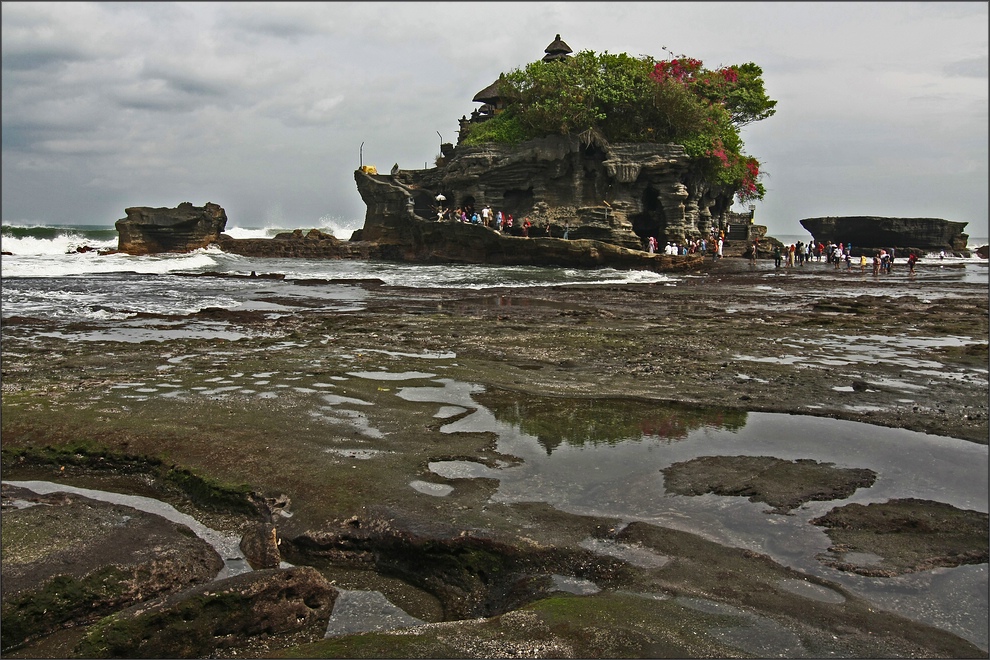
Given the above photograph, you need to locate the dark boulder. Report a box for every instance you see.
[239,522,281,569]
[115,201,227,255]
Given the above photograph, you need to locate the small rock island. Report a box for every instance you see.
[800,216,969,255]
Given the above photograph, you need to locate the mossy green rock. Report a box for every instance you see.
[76,566,336,658]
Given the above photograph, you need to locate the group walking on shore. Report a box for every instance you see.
[771,239,922,275]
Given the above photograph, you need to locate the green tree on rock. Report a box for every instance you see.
[461,49,776,206]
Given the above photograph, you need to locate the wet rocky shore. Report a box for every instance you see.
[2,258,987,658]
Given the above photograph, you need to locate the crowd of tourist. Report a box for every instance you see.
[771,240,918,274]
[646,228,726,258]
[437,203,548,237]
[430,206,925,274]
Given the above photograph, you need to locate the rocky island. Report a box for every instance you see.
[118,34,780,270]
[800,215,970,256]
[116,201,227,255]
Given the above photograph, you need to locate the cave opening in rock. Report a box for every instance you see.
[631,186,665,242]
[459,195,476,217]
[502,188,534,218]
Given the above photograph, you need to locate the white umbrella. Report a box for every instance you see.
[435,193,446,201]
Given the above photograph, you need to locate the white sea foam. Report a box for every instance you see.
[1,233,118,256]
[221,226,281,240]
[2,247,220,278]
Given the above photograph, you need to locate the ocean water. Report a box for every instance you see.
[0,221,675,322]
[1,223,986,323]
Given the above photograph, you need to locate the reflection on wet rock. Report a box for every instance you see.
[473,389,748,454]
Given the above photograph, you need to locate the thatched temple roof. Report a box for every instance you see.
[543,33,572,62]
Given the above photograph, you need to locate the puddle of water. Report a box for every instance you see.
[358,348,456,360]
[578,538,670,569]
[428,460,496,480]
[393,381,988,650]
[325,448,388,460]
[313,408,385,439]
[409,480,454,497]
[550,574,600,595]
[322,394,373,406]
[324,589,425,637]
[348,371,437,381]
[776,578,846,604]
[434,406,468,419]
[36,325,251,343]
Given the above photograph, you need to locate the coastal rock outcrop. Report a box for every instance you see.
[216,220,707,272]
[355,134,748,251]
[799,216,969,255]
[115,201,227,255]
[351,174,705,271]
[214,228,379,260]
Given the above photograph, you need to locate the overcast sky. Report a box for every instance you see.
[2,1,987,238]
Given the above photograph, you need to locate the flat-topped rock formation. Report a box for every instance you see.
[800,216,969,255]
[116,202,227,255]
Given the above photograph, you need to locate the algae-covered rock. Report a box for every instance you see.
[76,566,336,658]
[0,488,223,653]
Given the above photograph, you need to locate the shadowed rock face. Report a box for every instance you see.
[799,216,969,253]
[355,135,738,250]
[115,202,227,255]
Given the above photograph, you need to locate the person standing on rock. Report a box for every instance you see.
[908,253,918,273]
[773,244,782,268]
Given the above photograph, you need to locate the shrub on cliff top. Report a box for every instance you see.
[461,49,776,204]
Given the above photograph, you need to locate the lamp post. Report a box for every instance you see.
[749,204,756,224]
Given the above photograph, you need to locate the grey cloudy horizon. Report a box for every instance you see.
[2,1,987,238]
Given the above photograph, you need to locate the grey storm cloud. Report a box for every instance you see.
[2,1,987,237]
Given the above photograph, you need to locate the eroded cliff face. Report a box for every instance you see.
[355,135,734,249]
[116,202,227,255]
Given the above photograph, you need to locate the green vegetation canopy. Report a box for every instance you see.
[461,50,776,204]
